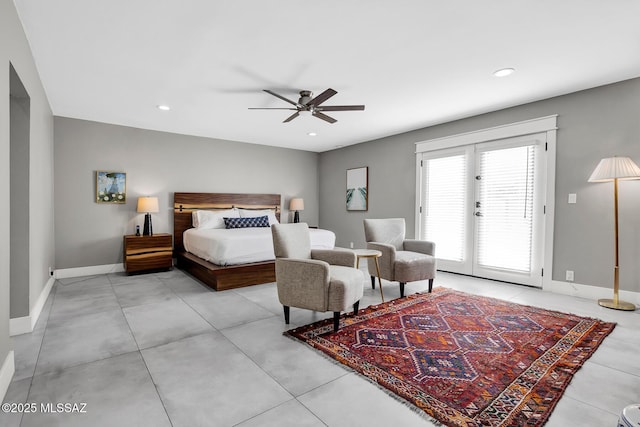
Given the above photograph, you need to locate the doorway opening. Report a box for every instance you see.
[10,63,31,320]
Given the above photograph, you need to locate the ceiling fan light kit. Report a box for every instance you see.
[249,88,365,124]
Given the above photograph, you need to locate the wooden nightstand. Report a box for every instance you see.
[123,233,173,274]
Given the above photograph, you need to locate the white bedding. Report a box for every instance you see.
[183,227,336,266]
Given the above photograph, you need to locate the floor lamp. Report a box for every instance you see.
[588,156,640,311]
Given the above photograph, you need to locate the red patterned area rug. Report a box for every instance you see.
[286,288,615,427]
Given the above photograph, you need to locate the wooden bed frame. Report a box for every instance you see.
[173,192,281,291]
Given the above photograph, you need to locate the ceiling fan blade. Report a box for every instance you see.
[316,105,365,111]
[248,107,298,110]
[313,111,337,124]
[283,111,300,123]
[264,89,300,107]
[307,88,337,106]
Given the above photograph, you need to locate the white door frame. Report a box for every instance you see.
[415,115,557,289]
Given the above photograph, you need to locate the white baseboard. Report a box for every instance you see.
[0,351,15,403]
[55,263,124,279]
[10,276,55,336]
[30,276,55,330]
[9,317,31,336]
[546,279,640,305]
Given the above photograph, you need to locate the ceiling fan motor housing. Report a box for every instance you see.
[298,90,313,106]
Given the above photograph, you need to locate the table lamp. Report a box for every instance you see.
[137,196,159,236]
[289,198,304,223]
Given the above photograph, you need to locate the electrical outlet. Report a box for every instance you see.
[565,270,574,282]
[350,242,354,249]
[568,193,577,204]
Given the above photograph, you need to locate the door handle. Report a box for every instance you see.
[474,211,483,217]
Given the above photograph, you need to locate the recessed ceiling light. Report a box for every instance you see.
[157,105,171,111]
[493,68,515,77]
[307,132,317,137]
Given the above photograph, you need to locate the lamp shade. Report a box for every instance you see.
[137,196,159,213]
[588,157,640,182]
[289,198,304,211]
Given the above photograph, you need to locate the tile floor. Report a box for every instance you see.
[2,268,639,426]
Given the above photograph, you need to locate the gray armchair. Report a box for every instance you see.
[363,218,436,298]
[271,223,364,332]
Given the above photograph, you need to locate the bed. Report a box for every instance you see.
[183,227,335,266]
[173,192,335,291]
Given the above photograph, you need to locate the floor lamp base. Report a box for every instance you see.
[598,298,636,311]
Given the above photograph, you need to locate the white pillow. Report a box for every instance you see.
[192,211,201,228]
[237,208,279,225]
[193,209,239,229]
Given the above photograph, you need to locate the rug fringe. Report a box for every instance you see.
[283,331,445,426]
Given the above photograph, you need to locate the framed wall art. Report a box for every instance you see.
[96,171,126,203]
[346,166,368,211]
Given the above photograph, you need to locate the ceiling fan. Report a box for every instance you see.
[249,88,365,123]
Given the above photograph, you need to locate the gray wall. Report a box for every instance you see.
[54,117,319,269]
[1,0,55,374]
[319,78,640,293]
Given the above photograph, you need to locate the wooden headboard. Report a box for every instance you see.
[173,192,281,253]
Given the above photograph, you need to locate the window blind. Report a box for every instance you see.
[422,154,467,262]
[475,145,536,273]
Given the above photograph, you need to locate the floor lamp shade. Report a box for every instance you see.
[289,198,304,223]
[137,197,159,236]
[588,156,640,311]
[588,156,640,182]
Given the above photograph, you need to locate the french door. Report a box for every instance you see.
[419,133,546,287]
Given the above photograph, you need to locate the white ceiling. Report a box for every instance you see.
[14,0,640,152]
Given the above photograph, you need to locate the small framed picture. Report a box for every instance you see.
[346,167,368,211]
[96,171,126,203]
